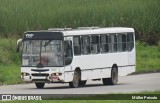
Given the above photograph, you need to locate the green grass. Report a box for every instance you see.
[0,0,159,44]
[0,38,21,85]
[0,65,21,85]
[136,42,160,72]
[0,38,20,65]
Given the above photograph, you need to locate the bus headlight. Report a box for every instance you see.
[21,72,30,76]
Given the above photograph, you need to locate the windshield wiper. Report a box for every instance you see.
[44,40,52,47]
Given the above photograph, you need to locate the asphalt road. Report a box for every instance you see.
[0,73,160,94]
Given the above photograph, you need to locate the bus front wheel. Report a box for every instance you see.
[102,67,118,85]
[35,83,45,89]
[69,70,80,88]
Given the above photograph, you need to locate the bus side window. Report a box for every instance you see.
[100,35,109,53]
[81,36,91,55]
[64,41,73,65]
[117,34,123,52]
[73,36,81,55]
[91,35,100,54]
[114,34,117,52]
[127,33,134,51]
[122,34,127,52]
[109,34,117,52]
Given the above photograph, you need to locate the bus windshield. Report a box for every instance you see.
[22,40,63,67]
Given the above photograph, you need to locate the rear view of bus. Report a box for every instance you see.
[17,27,136,88]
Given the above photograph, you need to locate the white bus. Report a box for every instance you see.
[17,27,136,88]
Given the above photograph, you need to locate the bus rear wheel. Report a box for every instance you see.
[102,67,118,85]
[69,70,80,88]
[35,83,45,89]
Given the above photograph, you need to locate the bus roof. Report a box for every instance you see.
[63,27,134,36]
[25,27,134,37]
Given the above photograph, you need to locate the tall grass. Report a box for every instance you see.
[0,38,21,85]
[0,38,20,65]
[136,42,160,72]
[0,0,160,44]
[0,65,21,85]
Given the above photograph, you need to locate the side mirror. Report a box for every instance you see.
[16,39,22,53]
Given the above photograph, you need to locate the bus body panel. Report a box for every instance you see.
[71,49,135,80]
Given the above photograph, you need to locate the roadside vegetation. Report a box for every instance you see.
[0,65,21,85]
[0,0,160,85]
[0,0,160,44]
[136,42,160,72]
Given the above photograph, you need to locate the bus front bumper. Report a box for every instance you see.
[21,73,65,83]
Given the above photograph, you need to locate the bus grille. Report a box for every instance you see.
[31,69,49,72]
[31,73,49,77]
[32,79,50,82]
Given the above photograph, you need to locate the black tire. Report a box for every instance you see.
[35,83,45,89]
[79,80,87,86]
[69,70,80,88]
[102,67,118,85]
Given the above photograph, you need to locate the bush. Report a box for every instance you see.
[0,38,20,65]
